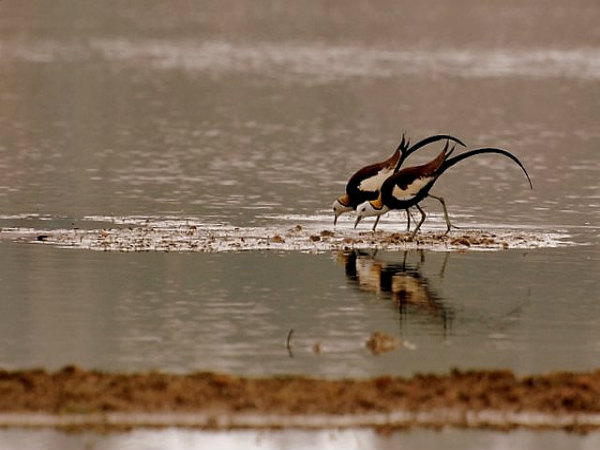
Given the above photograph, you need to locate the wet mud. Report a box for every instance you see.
[1,222,569,253]
[0,367,598,431]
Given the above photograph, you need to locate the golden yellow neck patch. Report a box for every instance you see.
[338,194,351,207]
[370,195,383,210]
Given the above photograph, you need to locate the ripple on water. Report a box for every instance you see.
[3,39,600,81]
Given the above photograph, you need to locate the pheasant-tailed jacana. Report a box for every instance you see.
[332,134,465,229]
[354,145,532,238]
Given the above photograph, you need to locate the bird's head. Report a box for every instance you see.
[354,196,388,228]
[332,194,352,226]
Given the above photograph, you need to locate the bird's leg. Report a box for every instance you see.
[428,194,453,234]
[372,215,381,232]
[439,251,450,279]
[409,204,427,240]
[405,209,411,232]
[408,209,416,227]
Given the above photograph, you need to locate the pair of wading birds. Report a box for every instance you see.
[332,134,533,238]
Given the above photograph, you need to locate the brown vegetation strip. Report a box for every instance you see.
[0,366,599,430]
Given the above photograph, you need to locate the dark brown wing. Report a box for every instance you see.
[346,149,401,205]
[392,148,447,190]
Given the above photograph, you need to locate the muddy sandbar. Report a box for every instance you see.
[0,367,598,432]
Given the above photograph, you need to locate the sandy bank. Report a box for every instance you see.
[0,367,598,432]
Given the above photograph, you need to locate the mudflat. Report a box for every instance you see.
[0,366,598,431]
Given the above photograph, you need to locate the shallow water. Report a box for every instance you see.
[0,0,599,447]
[0,241,598,377]
[1,427,600,450]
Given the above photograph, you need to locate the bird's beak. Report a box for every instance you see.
[354,216,362,229]
[333,214,338,226]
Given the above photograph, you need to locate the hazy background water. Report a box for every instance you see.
[1,0,599,381]
[0,0,599,447]
[1,0,599,231]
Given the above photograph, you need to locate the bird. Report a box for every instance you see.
[354,145,533,238]
[332,134,466,230]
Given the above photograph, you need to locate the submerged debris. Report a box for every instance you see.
[366,331,401,355]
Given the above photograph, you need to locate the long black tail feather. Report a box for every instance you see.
[443,141,456,161]
[395,133,409,153]
[440,147,533,189]
[395,134,466,171]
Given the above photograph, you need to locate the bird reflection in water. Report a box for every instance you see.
[336,250,454,333]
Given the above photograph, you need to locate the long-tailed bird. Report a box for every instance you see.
[354,145,533,238]
[332,134,466,230]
